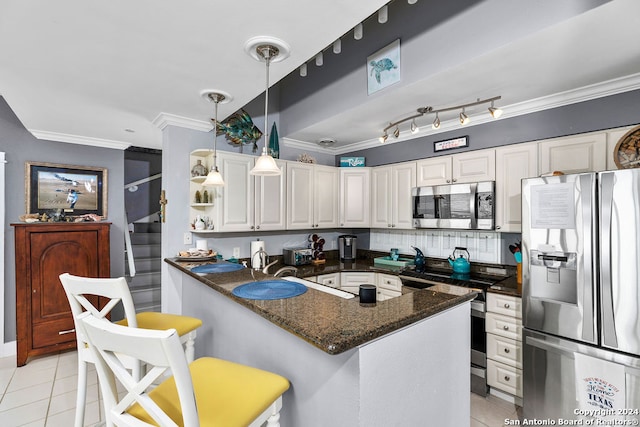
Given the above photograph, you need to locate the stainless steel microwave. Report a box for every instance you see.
[411,181,495,230]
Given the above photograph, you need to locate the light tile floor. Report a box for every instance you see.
[0,350,521,427]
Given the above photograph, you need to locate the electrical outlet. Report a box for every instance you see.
[233,247,240,258]
[184,232,192,245]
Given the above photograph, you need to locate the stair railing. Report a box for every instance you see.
[124,215,136,278]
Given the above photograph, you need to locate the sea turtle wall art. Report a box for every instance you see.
[367,39,401,95]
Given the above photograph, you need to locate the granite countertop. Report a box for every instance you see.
[165,258,476,355]
[488,275,522,298]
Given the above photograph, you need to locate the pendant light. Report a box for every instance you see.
[201,90,232,186]
[245,37,290,176]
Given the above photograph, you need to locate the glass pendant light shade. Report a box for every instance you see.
[251,147,281,176]
[203,166,225,186]
[246,38,289,177]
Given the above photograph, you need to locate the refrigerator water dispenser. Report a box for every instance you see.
[529,250,577,304]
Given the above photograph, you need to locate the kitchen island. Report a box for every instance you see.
[166,258,475,426]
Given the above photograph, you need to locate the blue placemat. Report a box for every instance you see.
[232,280,307,300]
[191,263,245,274]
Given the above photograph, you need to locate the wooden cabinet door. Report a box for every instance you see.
[452,149,495,183]
[538,133,606,175]
[416,156,452,186]
[313,165,339,229]
[30,230,101,349]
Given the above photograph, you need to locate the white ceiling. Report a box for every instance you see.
[1,0,640,152]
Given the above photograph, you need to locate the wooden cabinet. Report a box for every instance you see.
[287,162,338,230]
[416,149,495,186]
[13,222,111,366]
[190,150,286,232]
[371,162,416,230]
[538,133,607,175]
[339,168,370,228]
[486,292,522,398]
[495,143,538,233]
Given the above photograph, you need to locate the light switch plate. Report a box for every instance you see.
[184,232,192,245]
[233,247,240,258]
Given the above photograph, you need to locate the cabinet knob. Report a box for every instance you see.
[391,224,396,227]
[452,178,457,182]
[504,348,510,354]
[504,375,511,382]
[496,225,501,230]
[388,224,392,227]
[504,303,510,309]
[251,226,255,230]
[446,179,451,183]
[315,224,319,228]
[256,225,260,230]
[503,325,509,330]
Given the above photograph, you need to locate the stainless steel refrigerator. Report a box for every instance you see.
[522,170,640,422]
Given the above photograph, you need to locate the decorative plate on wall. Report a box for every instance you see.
[614,125,640,169]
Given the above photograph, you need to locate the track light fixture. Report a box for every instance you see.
[410,119,419,134]
[459,108,470,125]
[488,100,503,118]
[432,113,440,130]
[379,96,502,142]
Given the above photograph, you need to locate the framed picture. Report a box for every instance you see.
[434,136,469,152]
[25,161,107,217]
[367,39,400,95]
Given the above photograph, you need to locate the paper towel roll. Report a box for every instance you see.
[251,240,266,269]
[196,239,208,251]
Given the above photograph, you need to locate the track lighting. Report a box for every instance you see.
[488,100,503,118]
[380,96,502,139]
[432,113,440,130]
[379,132,388,143]
[459,108,470,125]
[408,0,418,4]
[299,63,307,77]
[315,52,323,67]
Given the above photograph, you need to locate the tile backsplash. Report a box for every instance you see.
[370,229,521,266]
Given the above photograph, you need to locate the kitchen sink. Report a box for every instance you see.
[281,277,355,299]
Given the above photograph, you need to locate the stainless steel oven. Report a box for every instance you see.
[399,271,496,396]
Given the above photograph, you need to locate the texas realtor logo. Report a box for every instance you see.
[581,376,621,410]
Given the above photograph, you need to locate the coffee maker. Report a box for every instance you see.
[338,235,357,261]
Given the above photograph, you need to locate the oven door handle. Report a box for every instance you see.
[471,304,485,318]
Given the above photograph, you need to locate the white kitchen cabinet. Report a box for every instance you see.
[340,272,375,294]
[371,162,416,230]
[538,132,607,175]
[416,149,495,186]
[376,273,402,301]
[339,168,370,228]
[606,125,635,170]
[189,151,285,233]
[452,149,496,183]
[495,143,538,233]
[287,162,339,230]
[315,273,340,288]
[486,292,522,398]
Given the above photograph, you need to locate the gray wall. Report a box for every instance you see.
[342,89,640,166]
[0,97,125,343]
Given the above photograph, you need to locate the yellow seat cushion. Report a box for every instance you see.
[126,357,290,427]
[116,312,202,336]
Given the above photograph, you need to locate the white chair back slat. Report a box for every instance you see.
[78,312,200,427]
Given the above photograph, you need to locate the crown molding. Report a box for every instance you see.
[152,112,212,132]
[280,137,336,154]
[29,130,131,150]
